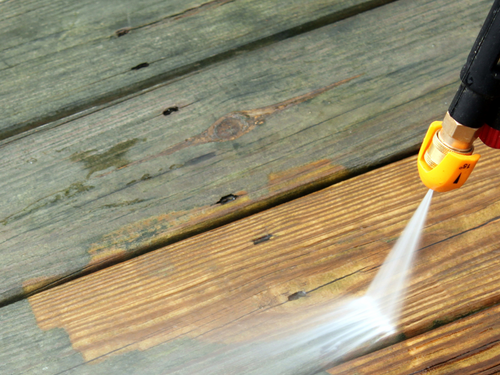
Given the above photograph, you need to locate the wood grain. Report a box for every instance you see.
[0,0,395,138]
[0,0,491,306]
[0,142,495,374]
[328,303,500,374]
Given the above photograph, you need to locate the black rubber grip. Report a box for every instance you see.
[449,0,500,128]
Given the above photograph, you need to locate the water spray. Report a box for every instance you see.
[175,191,433,375]
[418,0,500,192]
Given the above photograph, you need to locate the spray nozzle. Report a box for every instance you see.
[418,115,481,192]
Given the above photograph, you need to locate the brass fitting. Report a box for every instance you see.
[418,121,481,192]
[424,112,480,168]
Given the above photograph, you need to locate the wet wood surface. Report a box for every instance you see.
[1,143,500,373]
[0,0,491,306]
[328,303,500,374]
[0,0,395,139]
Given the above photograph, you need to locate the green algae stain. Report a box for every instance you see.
[1,182,94,225]
[64,181,95,197]
[103,198,145,209]
[70,139,140,178]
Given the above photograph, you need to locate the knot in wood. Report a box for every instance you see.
[211,113,252,141]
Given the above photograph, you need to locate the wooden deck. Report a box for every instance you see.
[1,0,499,373]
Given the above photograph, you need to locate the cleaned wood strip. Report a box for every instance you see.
[0,0,491,305]
[0,142,494,374]
[0,0,396,138]
[328,303,500,374]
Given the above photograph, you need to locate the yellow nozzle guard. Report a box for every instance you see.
[417,121,480,192]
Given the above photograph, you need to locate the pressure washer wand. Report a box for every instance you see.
[418,0,500,192]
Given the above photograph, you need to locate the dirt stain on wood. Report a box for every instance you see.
[70,138,141,178]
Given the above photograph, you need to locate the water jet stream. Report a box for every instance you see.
[170,190,433,375]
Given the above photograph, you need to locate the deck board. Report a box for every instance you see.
[0,0,491,306]
[1,143,500,373]
[0,0,396,139]
[328,303,500,374]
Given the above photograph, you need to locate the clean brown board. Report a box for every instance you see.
[0,142,499,374]
[328,303,500,374]
[0,0,394,138]
[0,0,491,305]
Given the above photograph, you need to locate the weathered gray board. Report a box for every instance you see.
[0,0,491,306]
[0,0,395,139]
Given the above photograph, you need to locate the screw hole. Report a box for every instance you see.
[216,194,237,205]
[131,62,149,70]
[116,28,131,37]
[288,291,307,301]
[163,106,179,116]
[253,234,273,245]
